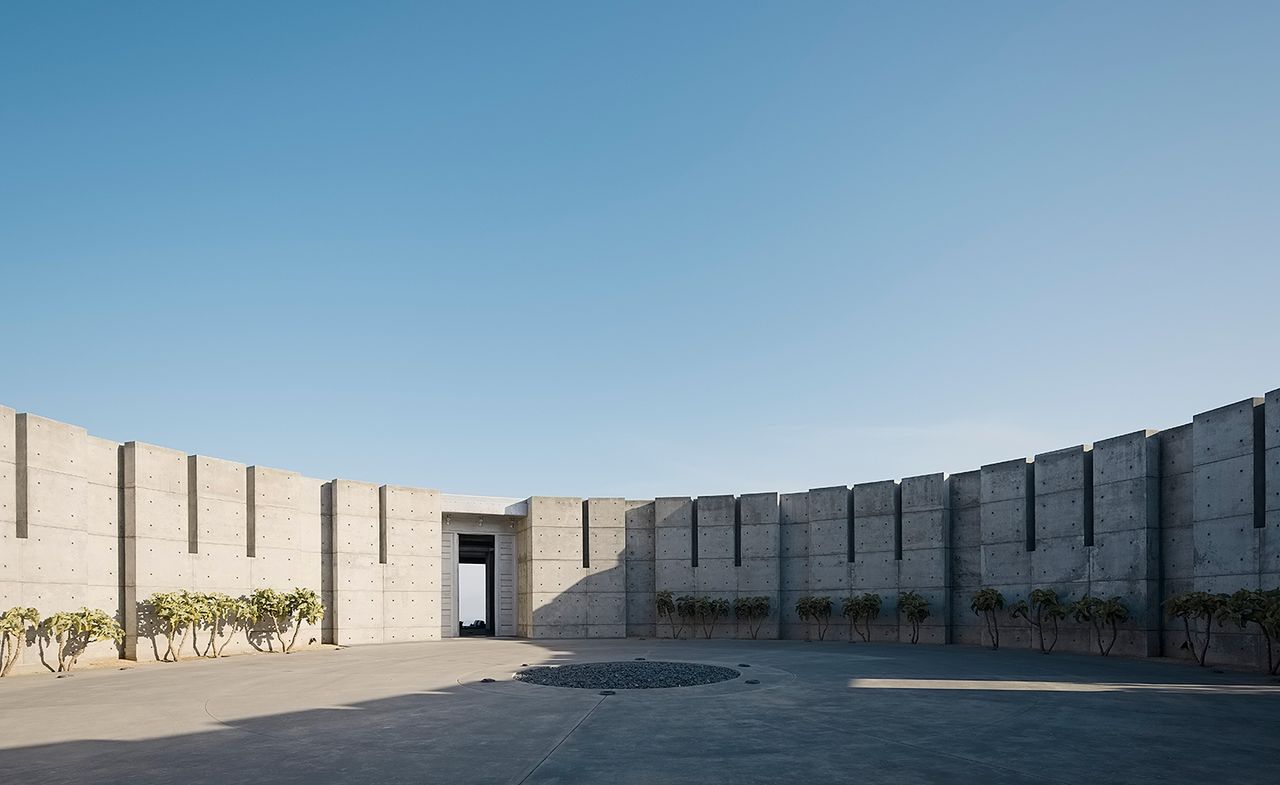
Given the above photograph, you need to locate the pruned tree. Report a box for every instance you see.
[695,597,730,639]
[1221,588,1280,675]
[1,606,40,677]
[1067,595,1129,656]
[970,588,1005,650]
[1167,591,1228,666]
[207,593,251,657]
[733,595,771,639]
[797,595,834,641]
[656,590,683,639]
[148,590,203,662]
[897,591,930,644]
[246,588,292,653]
[1009,588,1066,654]
[842,593,883,642]
[282,588,325,653]
[675,595,699,641]
[41,608,124,672]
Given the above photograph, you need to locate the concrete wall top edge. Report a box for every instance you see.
[1034,443,1092,460]
[1192,397,1264,419]
[1092,429,1158,448]
[980,457,1032,471]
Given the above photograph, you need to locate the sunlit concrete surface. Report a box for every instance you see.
[1,638,1277,784]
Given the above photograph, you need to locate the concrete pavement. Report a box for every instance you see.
[1,638,1277,784]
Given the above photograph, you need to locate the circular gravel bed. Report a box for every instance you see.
[514,661,740,690]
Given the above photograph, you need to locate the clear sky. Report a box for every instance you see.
[1,2,1277,500]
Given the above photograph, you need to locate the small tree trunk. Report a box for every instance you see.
[1182,617,1201,665]
[272,619,286,653]
[175,624,190,662]
[287,614,305,653]
[217,624,237,657]
[1046,617,1059,654]
[2,633,20,676]
[1103,619,1118,656]
[1196,616,1212,667]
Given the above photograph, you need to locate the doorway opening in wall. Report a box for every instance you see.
[458,534,495,637]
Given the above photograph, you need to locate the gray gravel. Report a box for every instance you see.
[514,660,740,689]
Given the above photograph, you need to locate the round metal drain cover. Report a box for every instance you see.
[514,661,740,690]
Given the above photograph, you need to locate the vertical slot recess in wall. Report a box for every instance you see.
[733,496,742,567]
[186,456,199,554]
[14,417,27,539]
[1254,400,1266,528]
[1025,461,1037,552]
[847,487,855,562]
[378,486,388,564]
[893,483,903,561]
[245,469,256,558]
[691,498,699,568]
[1083,448,1095,546]
[582,499,591,568]
[116,446,127,629]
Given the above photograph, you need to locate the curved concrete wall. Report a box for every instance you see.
[1,388,1278,671]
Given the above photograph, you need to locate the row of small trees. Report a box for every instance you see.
[655,591,932,643]
[144,588,324,661]
[795,592,931,643]
[0,587,325,676]
[655,592,772,639]
[970,588,1129,655]
[1167,588,1280,673]
[0,607,123,675]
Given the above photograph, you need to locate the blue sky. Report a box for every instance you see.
[2,2,1277,499]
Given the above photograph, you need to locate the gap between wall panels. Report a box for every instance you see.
[378,486,388,565]
[1254,401,1267,528]
[14,417,27,539]
[246,469,257,558]
[186,456,198,554]
[1025,461,1037,552]
[582,499,590,568]
[893,483,903,561]
[1083,449,1095,546]
[846,487,855,562]
[733,496,741,567]
[691,498,699,568]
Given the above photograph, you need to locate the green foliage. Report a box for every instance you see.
[693,596,731,639]
[283,587,325,653]
[733,596,771,639]
[1009,588,1066,654]
[1167,591,1229,666]
[1066,594,1129,656]
[1220,588,1280,674]
[796,595,834,640]
[970,588,1005,650]
[248,587,323,653]
[655,590,683,639]
[148,590,204,662]
[1,606,40,677]
[841,593,883,642]
[205,593,252,658]
[897,591,930,644]
[674,595,698,641]
[41,608,123,672]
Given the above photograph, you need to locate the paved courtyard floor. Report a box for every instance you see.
[1,637,1277,784]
